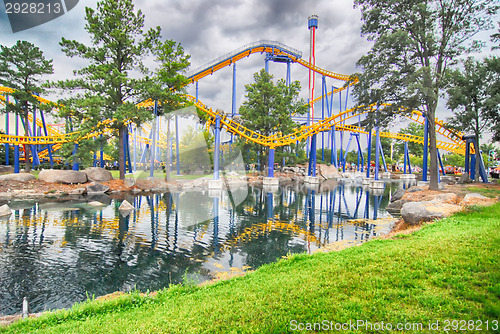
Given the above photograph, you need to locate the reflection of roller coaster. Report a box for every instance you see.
[0,40,487,181]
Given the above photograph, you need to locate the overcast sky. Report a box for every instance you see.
[0,0,498,138]
[0,0,372,113]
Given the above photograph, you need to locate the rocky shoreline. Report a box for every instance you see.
[0,166,497,222]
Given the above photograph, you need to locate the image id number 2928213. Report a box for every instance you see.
[5,2,62,14]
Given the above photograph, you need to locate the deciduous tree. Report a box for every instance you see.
[445,56,499,179]
[352,0,498,189]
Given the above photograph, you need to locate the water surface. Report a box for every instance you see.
[0,181,403,315]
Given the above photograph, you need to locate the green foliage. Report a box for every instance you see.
[492,21,500,50]
[178,125,212,173]
[484,57,500,141]
[445,57,498,140]
[394,123,425,159]
[0,40,54,171]
[352,0,498,190]
[238,69,307,171]
[53,0,189,179]
[442,152,465,167]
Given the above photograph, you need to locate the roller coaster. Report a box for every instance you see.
[0,40,488,182]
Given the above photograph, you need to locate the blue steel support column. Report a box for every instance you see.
[39,109,53,168]
[374,126,381,180]
[213,115,221,180]
[422,116,429,181]
[378,140,388,172]
[14,113,19,173]
[268,148,275,177]
[366,130,372,178]
[99,134,104,167]
[437,149,445,176]
[150,100,158,177]
[464,141,470,175]
[195,81,199,103]
[404,142,408,174]
[339,92,343,168]
[5,96,9,165]
[72,143,80,171]
[470,153,476,180]
[265,57,269,73]
[342,134,353,172]
[308,134,317,176]
[175,115,180,175]
[231,63,236,144]
[306,102,310,158]
[133,127,137,172]
[321,75,326,162]
[356,134,364,172]
[286,61,291,87]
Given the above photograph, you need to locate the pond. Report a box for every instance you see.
[0,181,408,316]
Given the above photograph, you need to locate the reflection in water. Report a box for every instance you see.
[0,182,400,315]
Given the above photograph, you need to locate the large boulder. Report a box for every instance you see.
[460,193,496,207]
[0,166,14,174]
[318,164,340,180]
[135,179,154,191]
[0,204,11,217]
[390,188,405,202]
[401,201,462,225]
[84,167,113,182]
[0,173,36,182]
[38,170,88,184]
[86,183,110,194]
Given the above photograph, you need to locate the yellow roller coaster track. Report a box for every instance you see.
[0,88,467,156]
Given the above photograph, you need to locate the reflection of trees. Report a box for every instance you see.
[0,185,395,315]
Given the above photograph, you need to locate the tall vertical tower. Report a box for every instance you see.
[308,14,318,125]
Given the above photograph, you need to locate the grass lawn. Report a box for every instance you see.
[2,204,500,333]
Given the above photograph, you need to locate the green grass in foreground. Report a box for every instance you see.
[2,204,500,333]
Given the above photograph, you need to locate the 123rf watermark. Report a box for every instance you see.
[290,319,499,332]
[2,0,79,33]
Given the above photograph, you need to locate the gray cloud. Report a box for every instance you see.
[0,0,371,114]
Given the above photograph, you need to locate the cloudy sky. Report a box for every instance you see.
[0,0,498,135]
[0,0,373,114]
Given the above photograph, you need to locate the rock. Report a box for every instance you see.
[86,183,110,194]
[0,204,11,217]
[38,170,88,184]
[118,200,135,212]
[84,167,113,182]
[0,165,14,174]
[390,188,405,202]
[460,193,496,207]
[124,177,136,188]
[135,179,153,191]
[318,164,341,180]
[459,173,471,183]
[386,199,408,212]
[433,193,459,204]
[87,194,112,205]
[69,188,86,195]
[88,201,105,207]
[401,201,462,225]
[0,173,36,182]
[407,186,425,193]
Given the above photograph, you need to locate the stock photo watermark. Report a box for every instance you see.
[3,0,79,32]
